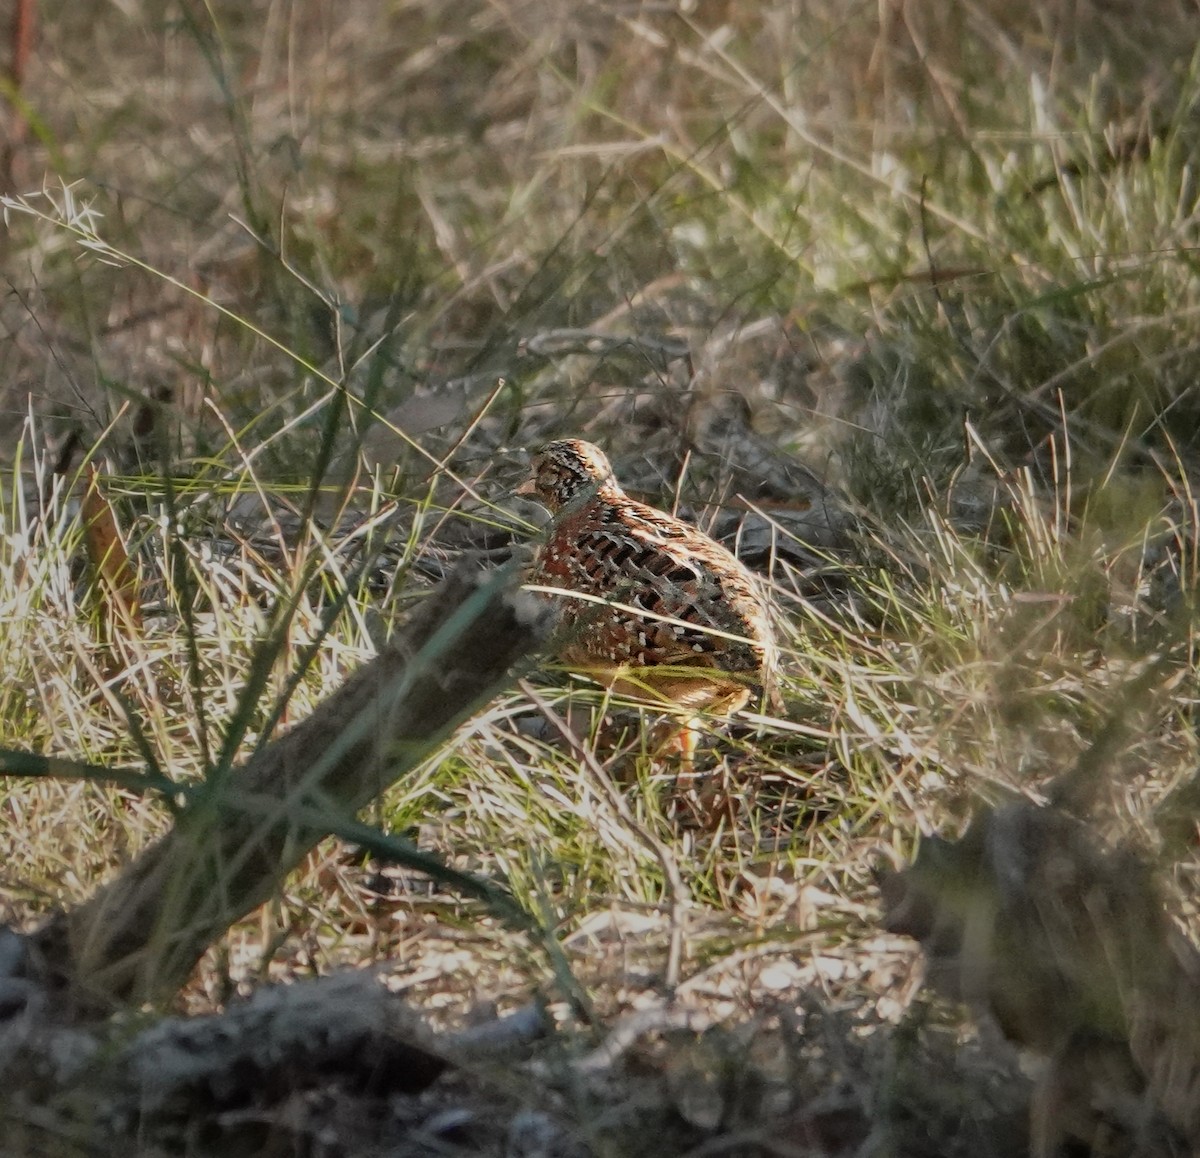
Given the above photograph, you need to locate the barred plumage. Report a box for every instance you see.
[517,439,775,717]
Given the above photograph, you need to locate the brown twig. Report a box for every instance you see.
[2,0,36,191]
[28,563,551,1013]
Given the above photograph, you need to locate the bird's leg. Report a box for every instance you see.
[651,708,747,829]
[648,713,699,775]
[650,714,728,828]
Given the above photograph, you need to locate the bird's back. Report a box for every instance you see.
[531,489,772,682]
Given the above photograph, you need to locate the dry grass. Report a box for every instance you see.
[2,1,1200,1153]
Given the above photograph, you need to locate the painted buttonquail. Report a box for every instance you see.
[517,439,776,752]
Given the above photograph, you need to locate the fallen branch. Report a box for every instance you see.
[119,971,450,1118]
[27,562,551,1013]
[0,960,550,1146]
[115,973,549,1119]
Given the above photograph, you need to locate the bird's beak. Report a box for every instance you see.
[514,470,537,497]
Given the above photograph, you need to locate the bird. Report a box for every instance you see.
[516,438,776,762]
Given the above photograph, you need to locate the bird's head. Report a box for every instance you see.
[516,438,619,513]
